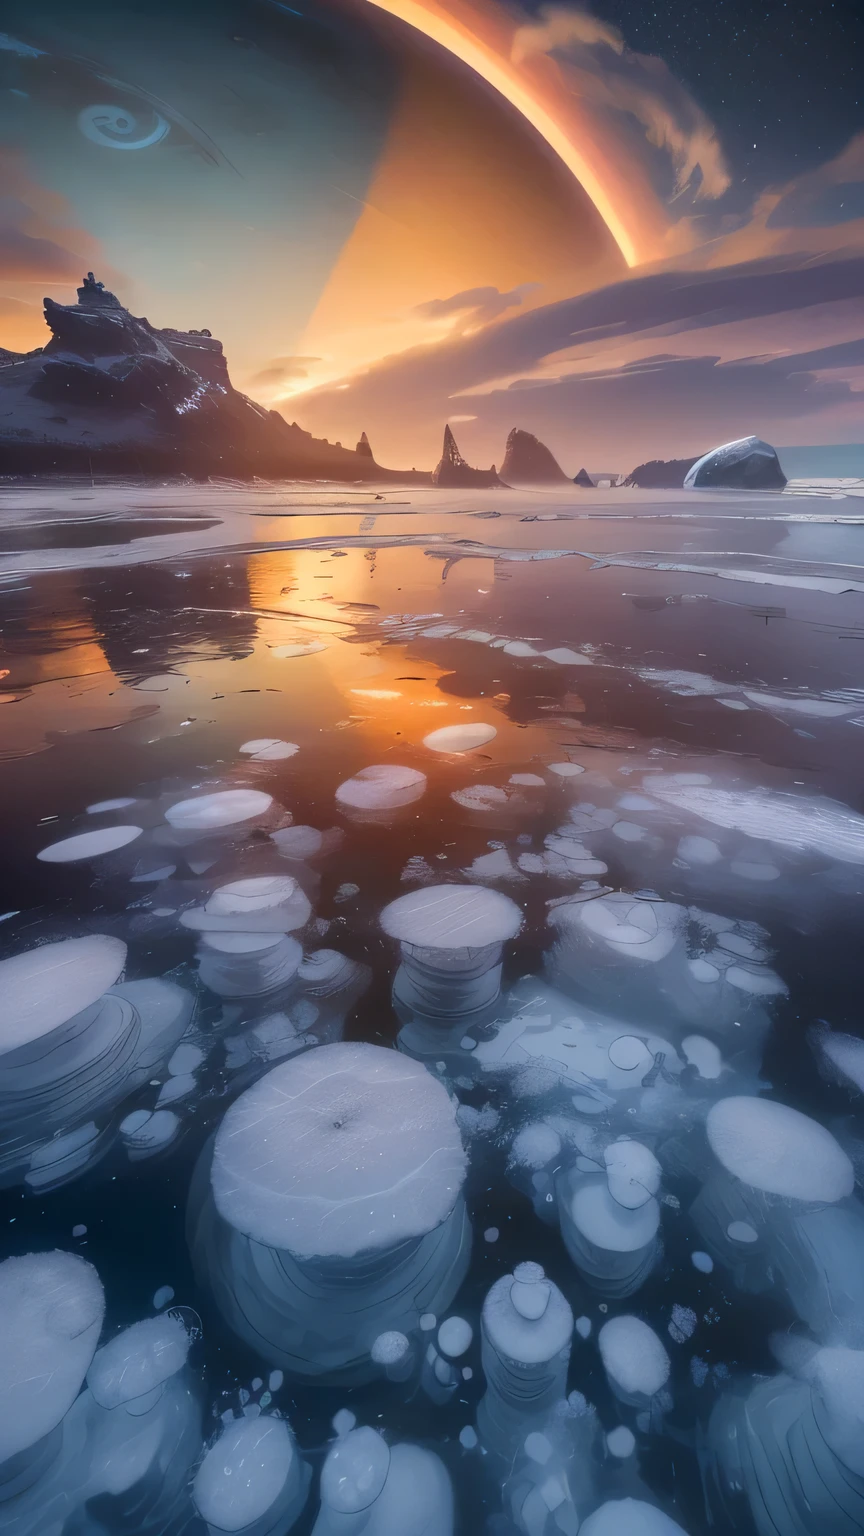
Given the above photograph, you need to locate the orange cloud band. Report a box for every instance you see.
[360,0,666,266]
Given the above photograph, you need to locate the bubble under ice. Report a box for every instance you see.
[193,1415,309,1535]
[598,1316,671,1403]
[380,884,522,1053]
[0,938,192,1187]
[706,1096,854,1203]
[313,1426,453,1535]
[478,1263,573,1461]
[0,1249,104,1464]
[189,1043,471,1379]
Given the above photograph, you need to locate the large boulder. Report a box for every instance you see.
[684,436,786,490]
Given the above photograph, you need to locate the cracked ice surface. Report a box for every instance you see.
[210,1042,467,1257]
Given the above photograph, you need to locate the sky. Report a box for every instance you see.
[0,0,863,470]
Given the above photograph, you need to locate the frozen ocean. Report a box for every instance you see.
[1,477,864,1536]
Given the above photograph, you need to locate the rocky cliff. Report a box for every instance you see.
[431,425,502,488]
[499,428,569,485]
[0,276,426,482]
[622,457,700,488]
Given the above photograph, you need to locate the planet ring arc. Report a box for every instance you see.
[358,0,639,267]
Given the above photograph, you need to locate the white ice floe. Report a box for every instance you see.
[581,1499,689,1535]
[423,723,497,753]
[604,1140,661,1209]
[706,1096,854,1202]
[648,780,864,865]
[86,797,137,813]
[381,885,522,950]
[548,762,585,778]
[193,1415,308,1534]
[38,825,143,862]
[336,765,426,811]
[677,835,722,865]
[0,934,126,1052]
[271,640,327,658]
[742,689,855,717]
[0,1250,105,1462]
[210,1043,466,1258]
[599,1316,670,1400]
[119,1108,180,1155]
[543,648,592,666]
[239,738,299,760]
[181,875,311,933]
[165,789,273,829]
[314,1429,453,1536]
[87,1312,191,1409]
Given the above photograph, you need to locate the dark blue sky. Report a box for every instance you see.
[587,0,864,188]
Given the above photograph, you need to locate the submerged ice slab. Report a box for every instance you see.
[649,780,864,865]
[598,1315,670,1401]
[336,765,426,811]
[165,790,273,829]
[706,1096,854,1202]
[210,1043,466,1258]
[381,885,522,951]
[423,723,497,753]
[0,934,126,1052]
[87,1312,191,1408]
[478,1263,573,1459]
[0,1249,105,1462]
[37,825,142,862]
[193,1416,308,1535]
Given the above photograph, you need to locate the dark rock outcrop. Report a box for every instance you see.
[623,457,700,488]
[683,436,787,490]
[431,425,502,488]
[0,277,427,482]
[355,431,374,458]
[499,427,569,485]
[573,467,622,487]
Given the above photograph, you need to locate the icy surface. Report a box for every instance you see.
[706,1096,854,1200]
[0,1250,105,1461]
[210,1043,467,1257]
[649,780,864,864]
